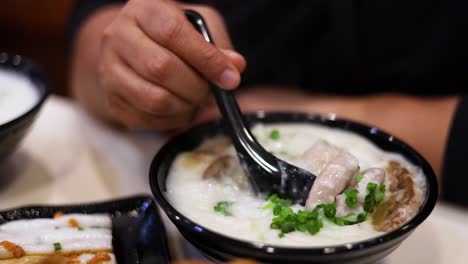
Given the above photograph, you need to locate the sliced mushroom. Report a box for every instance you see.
[202,156,233,180]
[374,161,421,232]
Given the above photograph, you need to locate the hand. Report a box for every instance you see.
[95,0,246,130]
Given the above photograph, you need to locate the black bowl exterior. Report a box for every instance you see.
[0,53,49,162]
[178,226,411,264]
[150,112,438,264]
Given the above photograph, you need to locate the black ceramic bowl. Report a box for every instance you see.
[150,112,438,264]
[0,53,49,162]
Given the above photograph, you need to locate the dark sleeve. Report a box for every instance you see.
[67,0,126,50]
[442,96,468,206]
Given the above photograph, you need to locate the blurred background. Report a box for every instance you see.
[0,0,76,96]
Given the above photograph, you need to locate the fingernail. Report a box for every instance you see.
[221,49,243,59]
[218,69,240,89]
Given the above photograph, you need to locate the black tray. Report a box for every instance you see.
[0,195,171,264]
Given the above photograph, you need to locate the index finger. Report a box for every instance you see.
[134,1,241,89]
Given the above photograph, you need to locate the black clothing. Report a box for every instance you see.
[68,0,468,206]
[443,97,468,205]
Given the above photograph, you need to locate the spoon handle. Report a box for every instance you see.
[185,11,259,155]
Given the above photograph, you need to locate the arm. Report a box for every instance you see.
[313,93,458,181]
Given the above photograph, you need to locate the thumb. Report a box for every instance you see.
[221,49,247,73]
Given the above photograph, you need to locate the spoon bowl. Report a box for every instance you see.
[185,10,316,204]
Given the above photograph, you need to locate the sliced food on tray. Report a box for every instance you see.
[0,213,115,264]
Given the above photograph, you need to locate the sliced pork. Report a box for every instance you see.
[305,151,359,210]
[336,168,386,216]
[300,140,340,175]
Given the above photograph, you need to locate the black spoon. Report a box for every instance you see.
[185,10,316,205]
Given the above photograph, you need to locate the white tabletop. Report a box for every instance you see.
[1,96,467,263]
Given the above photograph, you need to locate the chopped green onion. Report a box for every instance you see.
[344,189,359,208]
[334,212,368,226]
[280,221,295,233]
[77,227,84,231]
[364,194,375,212]
[305,218,323,235]
[367,182,377,192]
[273,205,282,215]
[268,194,292,207]
[269,129,280,140]
[214,201,233,216]
[357,212,367,222]
[53,242,62,251]
[374,184,386,204]
[266,181,386,237]
[356,173,364,183]
[364,182,386,213]
[316,203,337,218]
[334,213,355,226]
[267,194,327,238]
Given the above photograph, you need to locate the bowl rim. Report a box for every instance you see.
[0,52,49,130]
[150,111,438,255]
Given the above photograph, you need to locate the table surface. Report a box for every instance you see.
[1,96,467,263]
